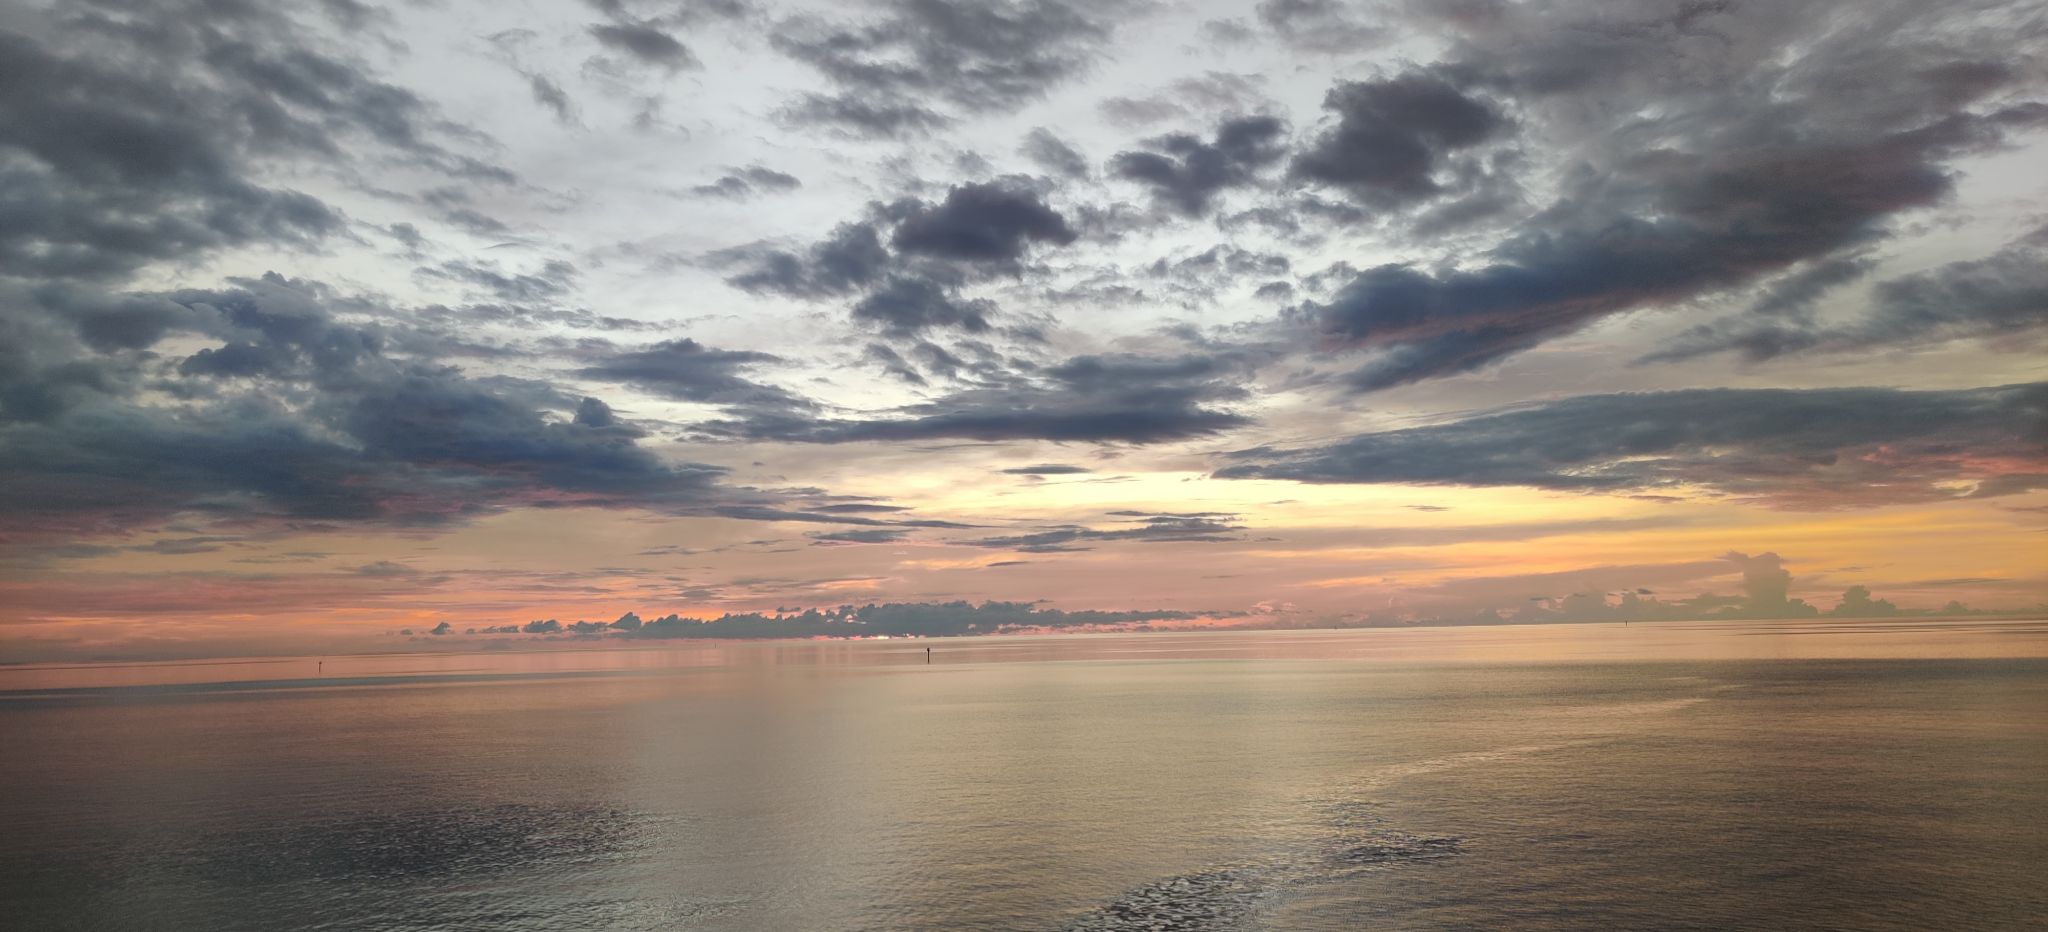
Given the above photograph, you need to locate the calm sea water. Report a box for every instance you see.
[3,620,2046,930]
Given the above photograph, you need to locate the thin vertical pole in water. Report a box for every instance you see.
[926,646,932,664]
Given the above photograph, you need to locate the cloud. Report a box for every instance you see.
[1650,229,2048,362]
[618,600,1196,638]
[1286,3,2048,388]
[723,222,892,298]
[770,0,1125,135]
[1857,233,2048,349]
[0,275,836,552]
[852,276,996,335]
[128,536,241,555]
[723,180,1075,336]
[0,0,520,283]
[1830,584,1899,617]
[1020,128,1089,178]
[1255,0,1387,53]
[1144,245,1291,304]
[1361,551,2013,624]
[703,351,1257,444]
[776,94,954,137]
[1217,382,2048,508]
[1002,464,1091,475]
[808,528,909,545]
[1110,115,1288,216]
[527,73,576,123]
[1722,551,1798,612]
[1288,73,1505,205]
[587,23,697,70]
[890,181,1078,262]
[957,513,1246,552]
[1098,72,1271,126]
[689,165,803,199]
[420,259,579,304]
[572,338,804,408]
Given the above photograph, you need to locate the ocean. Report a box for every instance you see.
[3,619,2045,930]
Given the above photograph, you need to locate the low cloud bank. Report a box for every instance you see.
[463,601,1198,640]
[435,553,2037,642]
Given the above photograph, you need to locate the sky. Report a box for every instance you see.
[1,0,2045,661]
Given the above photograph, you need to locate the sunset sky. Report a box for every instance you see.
[2,0,2044,661]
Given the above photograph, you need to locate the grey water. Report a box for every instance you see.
[3,621,2047,930]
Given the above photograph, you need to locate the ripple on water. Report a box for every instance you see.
[1059,806,1463,931]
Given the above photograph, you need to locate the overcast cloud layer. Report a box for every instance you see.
[2,0,2045,660]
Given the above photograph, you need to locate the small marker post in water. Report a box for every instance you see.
[926,646,932,664]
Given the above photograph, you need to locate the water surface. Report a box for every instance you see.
[4,620,2045,930]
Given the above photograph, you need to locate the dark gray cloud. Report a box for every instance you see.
[0,27,320,279]
[770,0,1123,136]
[863,342,927,384]
[572,338,804,407]
[891,181,1078,262]
[1289,73,1505,205]
[1110,115,1289,216]
[1287,3,2048,389]
[400,301,665,336]
[1850,234,2048,346]
[587,23,696,70]
[573,0,748,125]
[1745,255,1882,320]
[1217,382,2048,508]
[702,351,1257,444]
[811,502,911,514]
[0,275,845,549]
[724,181,1075,336]
[723,221,892,298]
[1642,255,1881,362]
[959,513,1246,552]
[710,505,974,530]
[527,74,575,122]
[1020,128,1089,178]
[776,94,954,137]
[1255,0,1386,53]
[608,600,1196,639]
[420,259,578,304]
[690,166,803,199]
[586,0,756,26]
[852,276,996,335]
[1650,229,2048,362]
[807,528,909,545]
[357,560,420,577]
[1002,464,1091,475]
[0,0,516,283]
[573,396,620,427]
